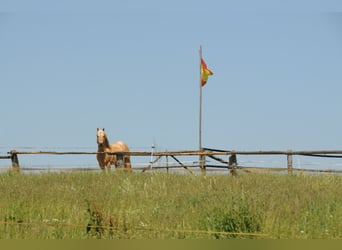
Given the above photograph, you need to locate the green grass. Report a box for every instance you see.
[0,171,342,239]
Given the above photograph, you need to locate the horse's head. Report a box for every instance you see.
[96,128,107,147]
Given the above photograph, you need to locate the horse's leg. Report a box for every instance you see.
[100,164,106,171]
[110,155,117,172]
[124,155,132,172]
[97,154,106,171]
[103,154,112,172]
[99,161,107,171]
[107,155,114,172]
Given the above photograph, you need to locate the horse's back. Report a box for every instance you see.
[110,141,129,152]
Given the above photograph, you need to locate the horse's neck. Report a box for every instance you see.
[98,136,111,150]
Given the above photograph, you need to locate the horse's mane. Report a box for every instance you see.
[102,135,110,148]
[97,129,111,149]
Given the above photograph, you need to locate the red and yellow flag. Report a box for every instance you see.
[200,58,213,87]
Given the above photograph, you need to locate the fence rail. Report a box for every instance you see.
[7,149,342,156]
[1,148,342,174]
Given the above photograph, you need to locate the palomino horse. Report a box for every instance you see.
[96,128,132,171]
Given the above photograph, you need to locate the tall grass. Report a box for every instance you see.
[0,171,342,239]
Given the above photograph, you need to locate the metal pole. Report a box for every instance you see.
[199,45,203,152]
[199,46,205,172]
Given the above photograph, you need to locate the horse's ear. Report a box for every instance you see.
[103,128,105,131]
[97,128,99,131]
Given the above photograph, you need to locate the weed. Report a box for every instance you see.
[203,198,262,239]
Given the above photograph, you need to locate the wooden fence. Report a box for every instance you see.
[1,148,342,174]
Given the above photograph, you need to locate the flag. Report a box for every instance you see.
[200,58,213,87]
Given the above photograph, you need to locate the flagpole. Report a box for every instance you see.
[199,46,202,151]
[199,45,205,172]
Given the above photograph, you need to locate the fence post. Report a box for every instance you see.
[287,150,293,174]
[200,149,206,174]
[229,154,238,176]
[166,154,169,173]
[10,150,20,172]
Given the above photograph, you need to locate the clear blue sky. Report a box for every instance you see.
[1,1,342,168]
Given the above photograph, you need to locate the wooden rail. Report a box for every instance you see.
[7,149,342,156]
[2,149,342,174]
[0,156,11,159]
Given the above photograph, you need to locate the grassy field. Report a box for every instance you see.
[0,171,342,239]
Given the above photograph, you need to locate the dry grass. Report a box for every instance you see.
[0,171,342,239]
